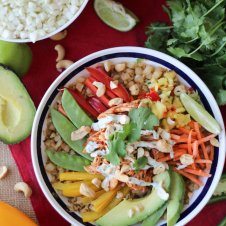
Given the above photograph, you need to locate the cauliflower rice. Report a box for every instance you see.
[0,0,84,42]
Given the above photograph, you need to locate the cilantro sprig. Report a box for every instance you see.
[145,0,226,105]
[106,107,159,165]
[128,107,159,142]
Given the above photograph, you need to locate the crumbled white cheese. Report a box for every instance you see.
[151,182,169,201]
[85,141,99,153]
[0,0,84,42]
[92,114,130,131]
[90,149,109,158]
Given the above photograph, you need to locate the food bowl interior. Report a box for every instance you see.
[0,0,88,43]
[32,47,225,226]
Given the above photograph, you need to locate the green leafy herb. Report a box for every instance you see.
[106,108,159,165]
[106,123,132,165]
[133,156,148,171]
[145,0,226,105]
[128,107,159,141]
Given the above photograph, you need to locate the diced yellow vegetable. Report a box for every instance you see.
[62,184,101,197]
[173,96,183,108]
[175,113,191,127]
[151,101,167,119]
[81,186,130,222]
[59,172,104,181]
[81,190,106,204]
[92,187,120,213]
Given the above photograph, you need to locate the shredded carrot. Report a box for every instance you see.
[195,159,212,164]
[174,137,196,144]
[192,141,198,157]
[179,127,196,136]
[197,134,216,145]
[174,169,203,186]
[209,144,214,161]
[183,168,211,177]
[171,134,181,140]
[170,130,183,135]
[158,150,186,162]
[194,122,209,165]
[187,130,193,155]
[174,144,188,149]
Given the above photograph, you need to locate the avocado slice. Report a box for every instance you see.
[0,65,35,144]
[96,171,170,226]
[61,89,93,128]
[167,171,185,226]
[142,204,167,226]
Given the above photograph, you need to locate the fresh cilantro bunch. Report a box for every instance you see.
[106,107,159,165]
[145,0,226,105]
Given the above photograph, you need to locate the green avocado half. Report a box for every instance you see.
[0,65,35,144]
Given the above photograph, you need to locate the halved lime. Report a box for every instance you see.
[180,93,221,134]
[94,0,138,32]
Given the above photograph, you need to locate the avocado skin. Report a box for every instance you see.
[0,41,32,77]
[96,171,170,226]
[0,66,35,144]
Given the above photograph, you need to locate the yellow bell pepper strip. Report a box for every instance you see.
[82,186,130,222]
[59,172,104,181]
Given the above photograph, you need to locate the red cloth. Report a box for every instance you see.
[9,1,226,226]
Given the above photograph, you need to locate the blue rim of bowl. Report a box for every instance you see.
[36,52,218,226]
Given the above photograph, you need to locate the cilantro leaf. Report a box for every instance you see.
[106,123,132,165]
[133,156,148,171]
[145,22,171,52]
[128,122,141,142]
[145,0,226,106]
[143,113,159,130]
[105,143,120,166]
[128,107,159,141]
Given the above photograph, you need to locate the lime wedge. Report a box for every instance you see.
[180,93,221,134]
[94,0,138,32]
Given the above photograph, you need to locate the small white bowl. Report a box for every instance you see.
[31,47,225,226]
[0,0,88,43]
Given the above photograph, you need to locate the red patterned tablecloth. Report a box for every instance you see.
[9,1,226,225]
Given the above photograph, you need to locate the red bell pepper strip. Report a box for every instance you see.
[67,88,99,118]
[86,67,131,102]
[106,89,117,99]
[147,90,160,101]
[138,90,160,102]
[89,76,117,99]
[85,78,110,107]
[87,97,107,114]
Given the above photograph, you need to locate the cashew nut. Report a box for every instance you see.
[71,126,91,141]
[56,60,74,72]
[55,44,65,62]
[92,81,106,97]
[50,30,67,41]
[14,182,32,198]
[108,97,123,107]
[0,166,8,179]
[80,183,95,198]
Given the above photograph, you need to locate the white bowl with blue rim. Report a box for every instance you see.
[31,47,226,226]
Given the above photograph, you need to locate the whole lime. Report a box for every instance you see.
[0,41,32,77]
